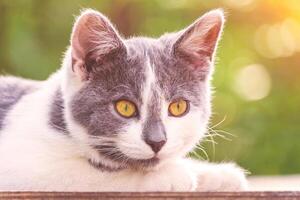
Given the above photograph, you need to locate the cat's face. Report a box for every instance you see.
[62,9,224,170]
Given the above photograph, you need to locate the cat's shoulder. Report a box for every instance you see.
[0,76,41,100]
[0,75,40,86]
[0,76,41,129]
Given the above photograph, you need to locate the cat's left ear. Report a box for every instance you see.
[173,9,225,71]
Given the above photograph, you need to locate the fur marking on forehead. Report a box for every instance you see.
[140,58,157,121]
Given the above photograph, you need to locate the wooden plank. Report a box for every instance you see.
[0,192,300,200]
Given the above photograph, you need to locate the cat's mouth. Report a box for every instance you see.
[93,145,160,170]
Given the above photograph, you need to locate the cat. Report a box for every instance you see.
[0,9,248,191]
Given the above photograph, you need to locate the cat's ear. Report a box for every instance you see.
[173,9,225,71]
[71,9,125,80]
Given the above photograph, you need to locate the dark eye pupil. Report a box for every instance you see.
[125,104,128,111]
[177,103,180,110]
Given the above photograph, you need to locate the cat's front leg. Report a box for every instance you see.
[187,160,248,191]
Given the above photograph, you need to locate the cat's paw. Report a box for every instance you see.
[195,162,248,191]
[143,159,197,191]
[165,160,197,191]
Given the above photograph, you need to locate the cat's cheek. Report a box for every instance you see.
[161,110,206,158]
[181,110,207,145]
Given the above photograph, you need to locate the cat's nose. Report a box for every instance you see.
[143,121,167,153]
[145,137,166,153]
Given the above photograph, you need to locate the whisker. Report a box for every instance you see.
[207,128,233,141]
[195,144,209,161]
[213,129,236,137]
[206,128,216,158]
[210,115,227,129]
[202,138,218,145]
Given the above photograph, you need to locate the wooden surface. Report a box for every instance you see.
[0,192,300,200]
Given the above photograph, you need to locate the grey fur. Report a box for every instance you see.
[88,158,125,172]
[0,81,35,130]
[49,88,68,134]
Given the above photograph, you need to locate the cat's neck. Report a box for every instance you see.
[45,48,81,134]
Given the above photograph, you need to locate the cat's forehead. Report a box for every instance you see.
[125,37,166,53]
[88,36,203,105]
[123,37,203,103]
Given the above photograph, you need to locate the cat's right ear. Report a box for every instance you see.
[71,9,125,80]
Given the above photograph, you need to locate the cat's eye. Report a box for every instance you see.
[168,99,189,117]
[115,100,137,118]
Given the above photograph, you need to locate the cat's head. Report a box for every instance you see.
[61,9,224,170]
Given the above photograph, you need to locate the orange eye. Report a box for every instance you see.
[168,99,189,117]
[115,100,137,118]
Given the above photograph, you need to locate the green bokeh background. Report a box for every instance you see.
[0,0,299,175]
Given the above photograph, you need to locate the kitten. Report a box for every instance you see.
[0,9,248,191]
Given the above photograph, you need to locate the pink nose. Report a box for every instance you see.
[145,138,166,153]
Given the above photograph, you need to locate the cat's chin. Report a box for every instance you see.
[111,154,160,171]
[123,156,160,170]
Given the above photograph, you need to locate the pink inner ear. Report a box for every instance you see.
[175,10,224,64]
[70,10,123,79]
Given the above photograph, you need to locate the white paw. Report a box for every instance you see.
[142,159,197,191]
[196,163,248,191]
[166,163,197,191]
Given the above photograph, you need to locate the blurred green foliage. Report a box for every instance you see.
[0,0,300,175]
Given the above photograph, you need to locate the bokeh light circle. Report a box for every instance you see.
[233,64,272,101]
